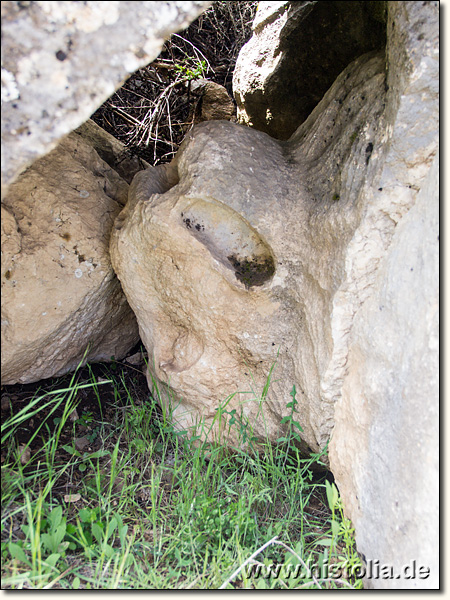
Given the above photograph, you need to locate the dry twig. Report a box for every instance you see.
[91,1,257,166]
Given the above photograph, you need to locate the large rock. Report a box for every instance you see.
[331,150,439,589]
[328,1,439,588]
[233,1,386,139]
[1,128,140,385]
[111,0,438,588]
[1,0,211,198]
[111,51,387,451]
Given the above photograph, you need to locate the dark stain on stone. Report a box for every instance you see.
[227,254,275,288]
[60,232,71,241]
[135,48,147,60]
[4,270,12,280]
[365,142,374,164]
[183,216,205,232]
[56,50,67,61]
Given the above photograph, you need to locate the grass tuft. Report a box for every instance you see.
[1,359,363,589]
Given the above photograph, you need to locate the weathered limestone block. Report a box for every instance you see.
[111,51,387,451]
[233,0,386,139]
[328,1,439,588]
[331,150,439,589]
[1,129,139,385]
[1,0,211,197]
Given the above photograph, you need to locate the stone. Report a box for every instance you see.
[233,0,386,139]
[1,128,140,385]
[18,444,31,465]
[74,436,90,452]
[111,1,438,588]
[73,119,150,184]
[1,0,212,198]
[331,150,439,590]
[125,351,146,366]
[189,80,236,124]
[328,1,439,589]
[111,50,387,452]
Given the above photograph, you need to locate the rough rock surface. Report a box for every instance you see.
[74,119,150,184]
[328,1,439,588]
[111,0,438,587]
[233,0,386,139]
[1,0,211,197]
[1,129,140,385]
[332,151,439,589]
[111,51,387,452]
[189,80,236,124]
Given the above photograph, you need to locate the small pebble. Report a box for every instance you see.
[18,444,31,465]
[125,352,144,365]
[1,395,11,411]
[69,408,79,422]
[74,436,90,452]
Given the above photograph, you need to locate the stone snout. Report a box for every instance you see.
[110,165,289,447]
[111,48,388,452]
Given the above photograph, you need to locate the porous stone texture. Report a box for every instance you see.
[328,1,439,589]
[233,0,386,139]
[111,51,387,452]
[1,0,211,197]
[1,128,140,385]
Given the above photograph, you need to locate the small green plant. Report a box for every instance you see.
[324,479,341,554]
[75,411,94,427]
[62,444,109,473]
[5,498,69,587]
[174,59,206,80]
[277,384,304,446]
[189,493,257,548]
[65,507,129,559]
[350,130,359,144]
[308,480,364,589]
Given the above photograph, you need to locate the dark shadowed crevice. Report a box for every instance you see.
[237,0,387,140]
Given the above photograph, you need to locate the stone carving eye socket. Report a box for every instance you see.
[179,197,276,289]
